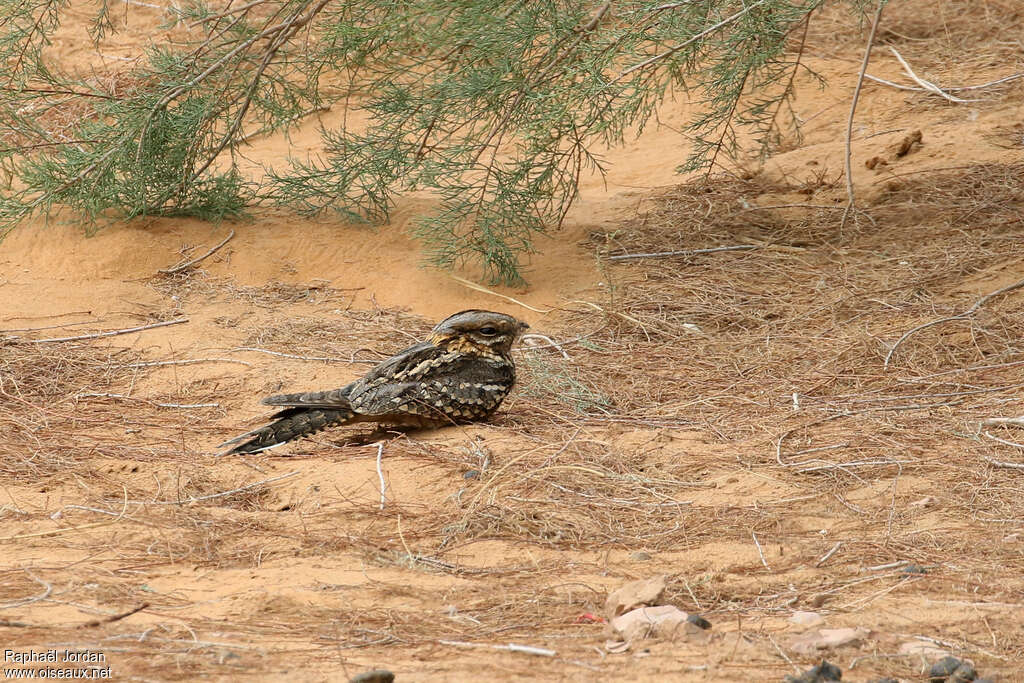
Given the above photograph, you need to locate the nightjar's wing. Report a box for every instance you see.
[348,347,516,422]
[256,341,438,411]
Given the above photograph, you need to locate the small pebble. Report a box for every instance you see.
[629,551,652,561]
[929,656,964,681]
[686,614,711,630]
[789,610,824,627]
[349,671,395,683]
[902,564,928,575]
[949,662,977,683]
[783,659,842,682]
[463,470,480,479]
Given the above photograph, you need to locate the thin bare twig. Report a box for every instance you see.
[884,275,1024,369]
[158,229,235,274]
[980,454,1024,470]
[0,574,53,609]
[122,357,252,368]
[376,443,387,510]
[438,640,557,657]
[520,333,571,360]
[798,459,913,474]
[865,72,1024,93]
[775,413,847,466]
[76,393,220,409]
[982,432,1024,453]
[752,532,771,570]
[867,560,908,571]
[80,603,149,628]
[2,601,150,629]
[155,402,221,409]
[740,203,845,212]
[1,317,98,333]
[816,542,842,568]
[17,318,188,343]
[841,0,886,230]
[449,275,551,314]
[231,346,378,364]
[940,72,1024,91]
[790,443,850,457]
[607,245,759,261]
[981,416,1024,427]
[888,47,980,103]
[768,634,799,674]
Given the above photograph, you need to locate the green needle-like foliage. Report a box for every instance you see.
[1,0,854,283]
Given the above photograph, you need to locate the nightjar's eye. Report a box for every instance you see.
[478,326,499,336]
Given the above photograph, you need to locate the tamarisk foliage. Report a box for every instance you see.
[2,0,833,284]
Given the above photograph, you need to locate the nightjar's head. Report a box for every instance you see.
[428,310,529,358]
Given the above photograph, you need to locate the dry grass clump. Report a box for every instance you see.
[503,163,1024,586]
[0,338,227,480]
[579,164,1024,412]
[0,341,142,401]
[151,270,358,309]
[225,280,356,308]
[0,342,147,481]
[810,0,1024,67]
[239,309,431,362]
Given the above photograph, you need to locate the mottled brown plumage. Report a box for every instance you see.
[220,310,528,454]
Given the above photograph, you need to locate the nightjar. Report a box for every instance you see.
[220,309,529,454]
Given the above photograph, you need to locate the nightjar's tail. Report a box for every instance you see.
[219,388,356,455]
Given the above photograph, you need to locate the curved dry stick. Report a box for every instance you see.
[840,0,886,230]
[775,413,849,467]
[19,317,188,343]
[449,275,551,313]
[520,333,571,360]
[983,432,1024,454]
[889,47,979,103]
[159,229,235,274]
[0,574,52,609]
[884,275,1024,370]
[376,443,387,510]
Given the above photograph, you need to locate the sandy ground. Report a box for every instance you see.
[3,2,1024,681]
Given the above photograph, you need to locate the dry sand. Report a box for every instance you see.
[2,2,1024,680]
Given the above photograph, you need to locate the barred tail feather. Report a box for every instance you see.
[261,387,351,408]
[220,407,356,455]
